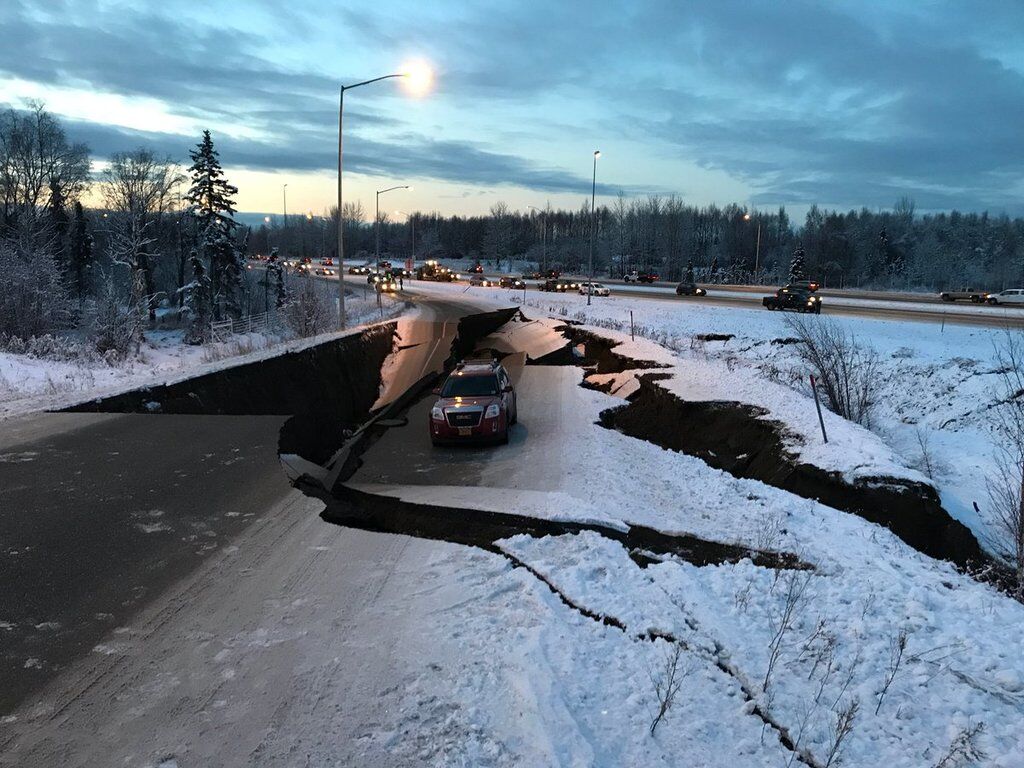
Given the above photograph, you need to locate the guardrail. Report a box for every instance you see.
[210,311,276,342]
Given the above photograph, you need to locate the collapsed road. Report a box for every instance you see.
[0,294,488,721]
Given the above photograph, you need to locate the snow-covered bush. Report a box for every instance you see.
[88,272,146,362]
[283,275,332,338]
[0,332,90,362]
[0,235,74,340]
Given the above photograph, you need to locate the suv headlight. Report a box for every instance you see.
[431,406,444,421]
[484,403,501,419]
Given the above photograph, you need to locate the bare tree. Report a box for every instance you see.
[0,102,90,229]
[987,331,1024,599]
[102,149,184,317]
[763,570,814,692]
[875,628,908,715]
[649,642,688,735]
[785,315,881,427]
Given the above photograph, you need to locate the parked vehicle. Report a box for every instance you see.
[578,281,610,296]
[429,358,517,446]
[675,282,707,296]
[623,270,659,283]
[763,287,821,313]
[940,287,989,303]
[987,289,1024,306]
[499,276,526,289]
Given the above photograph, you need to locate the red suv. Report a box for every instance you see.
[429,359,517,446]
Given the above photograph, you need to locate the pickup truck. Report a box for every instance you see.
[623,271,659,283]
[939,287,989,303]
[763,286,821,314]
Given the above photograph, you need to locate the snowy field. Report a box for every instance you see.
[410,280,1011,546]
[377,280,1024,767]
[0,290,408,419]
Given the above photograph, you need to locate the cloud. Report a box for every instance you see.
[4,0,1024,212]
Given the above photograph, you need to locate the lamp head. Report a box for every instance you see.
[402,60,434,96]
[594,150,601,158]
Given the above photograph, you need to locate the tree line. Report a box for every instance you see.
[0,103,275,352]
[5,102,1024,359]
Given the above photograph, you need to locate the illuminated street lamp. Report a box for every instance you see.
[335,61,433,328]
[744,212,762,280]
[587,150,600,306]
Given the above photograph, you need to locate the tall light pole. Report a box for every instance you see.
[529,204,548,276]
[588,150,601,306]
[375,185,411,272]
[335,62,432,329]
[744,212,761,282]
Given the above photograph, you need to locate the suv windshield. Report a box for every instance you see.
[441,374,499,397]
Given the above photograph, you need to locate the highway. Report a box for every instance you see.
[0,292,498,767]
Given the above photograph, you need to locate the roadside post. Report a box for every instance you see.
[810,374,828,443]
[630,310,635,341]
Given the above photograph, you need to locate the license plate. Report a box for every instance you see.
[458,427,471,436]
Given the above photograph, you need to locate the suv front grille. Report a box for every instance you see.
[446,409,482,428]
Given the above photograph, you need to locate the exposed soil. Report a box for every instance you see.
[600,374,989,570]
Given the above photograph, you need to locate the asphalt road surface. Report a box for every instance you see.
[0,292,492,742]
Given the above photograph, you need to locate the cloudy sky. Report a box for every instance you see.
[4,0,1024,220]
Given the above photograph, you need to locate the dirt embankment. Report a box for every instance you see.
[600,373,988,570]
[66,325,398,465]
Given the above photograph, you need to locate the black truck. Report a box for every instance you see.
[763,286,822,314]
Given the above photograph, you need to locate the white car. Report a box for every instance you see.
[988,289,1024,306]
[578,281,610,297]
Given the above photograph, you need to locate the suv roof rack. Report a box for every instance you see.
[456,356,499,369]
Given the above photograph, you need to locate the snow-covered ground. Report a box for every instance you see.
[411,279,1009,546]
[0,291,408,419]
[367,280,1024,766]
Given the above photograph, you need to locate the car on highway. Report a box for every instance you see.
[320,258,334,266]
[416,260,459,281]
[429,358,517,446]
[787,280,820,293]
[375,277,398,293]
[316,267,336,276]
[939,287,989,303]
[469,275,495,287]
[763,286,821,313]
[578,281,610,296]
[987,289,1024,306]
[348,265,370,275]
[624,270,659,283]
[390,266,412,279]
[675,281,707,296]
[538,278,579,292]
[468,263,484,273]
[499,275,526,289]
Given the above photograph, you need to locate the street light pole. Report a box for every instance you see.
[588,150,600,306]
[529,205,548,275]
[744,212,762,282]
[336,70,425,328]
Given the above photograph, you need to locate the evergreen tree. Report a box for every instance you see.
[181,248,212,344]
[268,250,287,309]
[685,259,694,283]
[789,244,806,282]
[68,201,93,302]
[185,130,240,319]
[709,256,719,281]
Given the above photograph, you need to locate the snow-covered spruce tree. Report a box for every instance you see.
[69,201,93,302]
[709,256,719,282]
[90,270,146,362]
[181,248,213,345]
[685,259,695,283]
[789,245,807,282]
[185,130,240,320]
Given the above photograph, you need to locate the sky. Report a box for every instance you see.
[3,0,1024,222]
